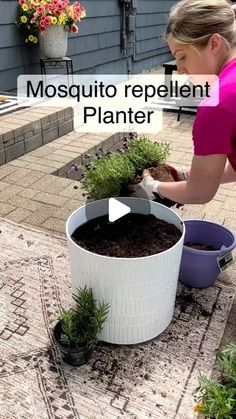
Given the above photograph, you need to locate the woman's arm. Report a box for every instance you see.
[156,154,227,204]
[220,160,236,183]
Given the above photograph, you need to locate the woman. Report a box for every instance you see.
[138,0,236,204]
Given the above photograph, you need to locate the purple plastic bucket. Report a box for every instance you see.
[179,219,236,288]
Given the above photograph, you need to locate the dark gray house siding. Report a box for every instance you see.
[133,0,177,72]
[0,0,177,92]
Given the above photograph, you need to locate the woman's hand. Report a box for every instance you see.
[131,155,227,205]
[157,154,227,204]
[129,165,189,200]
[129,171,162,200]
[140,166,189,198]
[163,164,190,181]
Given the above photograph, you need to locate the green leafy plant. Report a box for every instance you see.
[82,152,135,200]
[82,135,170,200]
[60,286,110,349]
[126,135,170,172]
[194,342,236,418]
[215,342,236,385]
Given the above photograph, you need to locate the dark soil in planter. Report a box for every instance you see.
[71,213,182,257]
[185,242,218,251]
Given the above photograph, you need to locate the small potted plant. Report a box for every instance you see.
[193,342,236,418]
[53,286,110,366]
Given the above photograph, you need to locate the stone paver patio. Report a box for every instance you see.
[0,110,235,345]
[0,112,235,232]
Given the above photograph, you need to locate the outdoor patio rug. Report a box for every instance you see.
[0,218,235,419]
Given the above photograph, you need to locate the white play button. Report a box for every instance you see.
[108,198,131,222]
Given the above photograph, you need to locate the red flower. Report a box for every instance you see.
[44,16,51,25]
[71,24,78,33]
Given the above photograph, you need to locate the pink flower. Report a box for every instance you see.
[36,6,44,13]
[58,2,67,10]
[40,17,46,26]
[18,0,25,5]
[44,15,51,25]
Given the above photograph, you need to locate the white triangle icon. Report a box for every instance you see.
[108,198,131,222]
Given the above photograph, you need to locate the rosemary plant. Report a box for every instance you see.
[60,286,110,350]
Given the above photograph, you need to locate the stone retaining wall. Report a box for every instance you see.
[54,132,126,180]
[0,107,74,165]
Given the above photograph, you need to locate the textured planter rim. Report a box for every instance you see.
[66,198,185,259]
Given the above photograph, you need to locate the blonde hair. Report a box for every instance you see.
[165,0,236,48]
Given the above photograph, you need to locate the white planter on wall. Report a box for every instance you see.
[39,25,68,59]
[66,198,185,345]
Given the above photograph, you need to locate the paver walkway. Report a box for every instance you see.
[0,111,235,345]
[0,113,235,232]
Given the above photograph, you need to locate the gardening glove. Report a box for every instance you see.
[165,164,190,181]
[137,166,190,201]
[130,170,163,200]
[129,166,190,201]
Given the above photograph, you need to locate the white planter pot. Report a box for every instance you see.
[39,25,68,59]
[66,198,185,345]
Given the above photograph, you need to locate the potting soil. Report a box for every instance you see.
[71,213,182,257]
[185,242,218,251]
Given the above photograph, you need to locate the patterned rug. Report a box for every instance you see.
[0,218,235,419]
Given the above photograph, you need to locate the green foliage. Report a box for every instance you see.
[59,308,79,346]
[82,135,170,200]
[194,342,236,418]
[215,342,236,385]
[82,152,135,200]
[126,135,170,172]
[60,286,110,349]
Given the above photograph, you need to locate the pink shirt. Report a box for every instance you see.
[193,57,236,171]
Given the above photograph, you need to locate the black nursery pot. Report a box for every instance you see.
[119,184,176,207]
[53,321,94,366]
